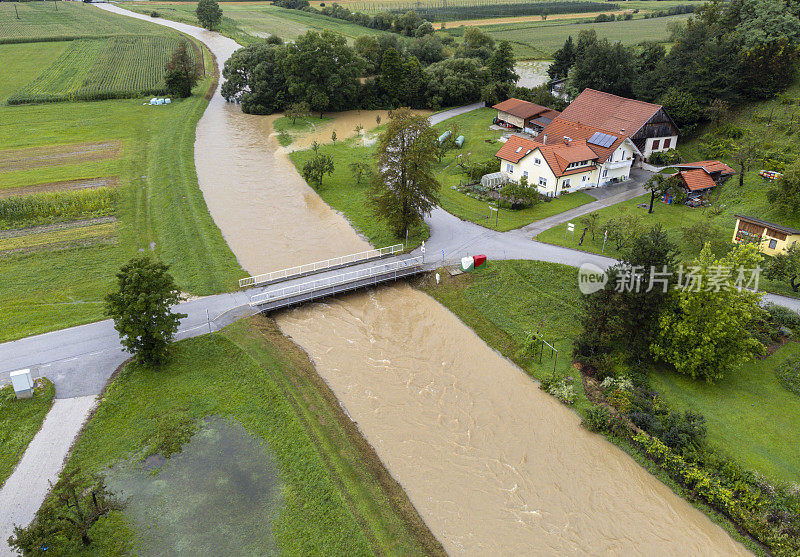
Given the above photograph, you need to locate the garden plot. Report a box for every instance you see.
[0,219,117,256]
[8,36,201,105]
[0,176,119,199]
[0,141,122,172]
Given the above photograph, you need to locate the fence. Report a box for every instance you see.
[249,256,425,307]
[238,244,404,288]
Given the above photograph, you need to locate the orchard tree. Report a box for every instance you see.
[643,173,677,213]
[349,161,372,185]
[285,101,310,125]
[764,243,800,292]
[164,41,199,98]
[196,0,222,30]
[767,161,800,213]
[9,469,124,553]
[651,243,765,382]
[372,108,439,237]
[105,256,186,366]
[302,152,334,187]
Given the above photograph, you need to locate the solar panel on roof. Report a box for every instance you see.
[588,131,617,148]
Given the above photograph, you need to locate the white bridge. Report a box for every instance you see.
[241,247,427,312]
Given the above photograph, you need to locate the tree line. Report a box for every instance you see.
[221,27,524,115]
[549,0,800,132]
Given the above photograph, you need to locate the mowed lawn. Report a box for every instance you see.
[0,39,242,342]
[59,316,438,555]
[432,108,594,230]
[649,342,800,484]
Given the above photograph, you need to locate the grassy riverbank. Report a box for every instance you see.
[0,7,243,341]
[0,379,55,488]
[51,316,440,555]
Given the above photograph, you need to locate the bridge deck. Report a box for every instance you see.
[247,255,427,313]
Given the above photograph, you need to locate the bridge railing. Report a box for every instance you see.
[249,256,424,307]
[239,244,405,288]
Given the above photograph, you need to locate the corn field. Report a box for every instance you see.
[0,188,119,231]
[348,0,612,19]
[8,36,202,105]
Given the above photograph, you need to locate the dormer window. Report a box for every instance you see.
[566,160,592,169]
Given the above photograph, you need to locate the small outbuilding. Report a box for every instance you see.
[668,160,734,200]
[492,98,561,136]
[732,215,800,255]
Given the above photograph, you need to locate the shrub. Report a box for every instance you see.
[765,303,800,332]
[776,356,800,396]
[582,405,612,432]
[648,149,682,165]
[540,371,576,404]
[150,10,160,17]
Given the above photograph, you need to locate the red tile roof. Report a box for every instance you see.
[556,88,663,136]
[675,160,734,176]
[495,135,537,163]
[492,98,555,120]
[672,168,718,191]
[535,119,629,163]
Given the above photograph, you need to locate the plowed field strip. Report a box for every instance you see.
[0,177,119,199]
[0,141,122,172]
[0,220,117,254]
[0,216,117,239]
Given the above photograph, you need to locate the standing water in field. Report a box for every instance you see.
[98,5,749,554]
[107,417,282,556]
[515,60,552,89]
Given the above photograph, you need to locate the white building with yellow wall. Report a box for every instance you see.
[732,215,800,255]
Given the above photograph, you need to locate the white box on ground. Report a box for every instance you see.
[10,368,34,399]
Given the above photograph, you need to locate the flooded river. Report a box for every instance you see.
[99,5,749,554]
[515,60,552,89]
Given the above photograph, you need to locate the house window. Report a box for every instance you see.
[582,175,589,182]
[602,169,608,177]
[563,178,571,188]
[652,139,661,150]
[663,138,671,149]
[506,163,513,173]
[534,157,541,165]
[538,177,547,187]
[523,170,529,179]
[769,239,778,249]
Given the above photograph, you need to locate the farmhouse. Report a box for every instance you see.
[495,121,639,197]
[492,98,561,136]
[552,89,680,160]
[668,160,734,199]
[732,215,800,256]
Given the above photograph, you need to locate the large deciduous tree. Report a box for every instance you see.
[105,256,186,366]
[164,41,199,98]
[196,0,222,30]
[651,243,765,382]
[767,161,800,213]
[372,108,439,237]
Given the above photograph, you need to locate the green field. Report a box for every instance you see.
[54,316,440,555]
[649,342,800,484]
[126,1,395,44]
[0,379,55,488]
[446,13,691,58]
[0,20,242,341]
[9,35,202,105]
[0,1,174,43]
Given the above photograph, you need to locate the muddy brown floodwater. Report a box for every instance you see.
[99,5,750,554]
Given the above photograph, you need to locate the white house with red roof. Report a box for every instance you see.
[495,128,640,197]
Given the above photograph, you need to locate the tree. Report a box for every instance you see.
[579,212,600,241]
[349,161,372,185]
[500,176,539,208]
[705,98,730,127]
[164,41,199,98]
[105,257,185,366]
[651,243,765,382]
[488,41,518,84]
[605,214,644,251]
[643,173,675,214]
[353,123,364,137]
[331,130,337,144]
[379,47,404,106]
[767,161,800,213]
[567,30,637,97]
[285,101,310,125]
[727,134,763,188]
[764,243,800,292]
[302,152,334,187]
[221,42,288,114]
[681,220,720,252]
[548,35,575,80]
[372,108,439,237]
[196,0,222,30]
[9,469,124,553]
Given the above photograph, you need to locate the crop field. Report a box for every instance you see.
[0,187,118,231]
[8,35,202,105]
[0,1,172,43]
[446,13,691,57]
[0,219,118,255]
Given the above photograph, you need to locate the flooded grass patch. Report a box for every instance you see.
[53,317,437,555]
[108,416,282,556]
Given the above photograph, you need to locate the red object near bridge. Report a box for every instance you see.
[473,254,487,268]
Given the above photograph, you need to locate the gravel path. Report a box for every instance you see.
[0,396,97,555]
